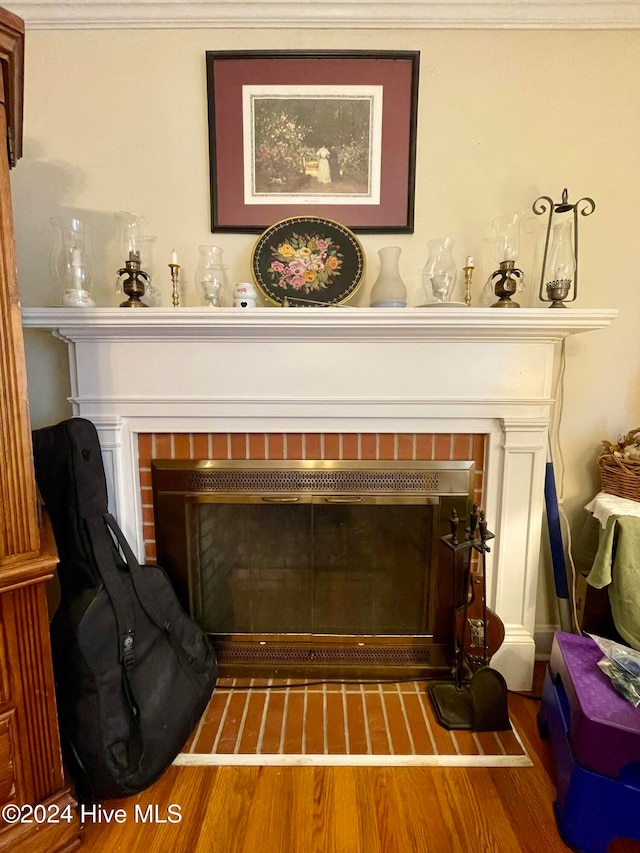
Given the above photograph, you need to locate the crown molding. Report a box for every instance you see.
[9,1,640,30]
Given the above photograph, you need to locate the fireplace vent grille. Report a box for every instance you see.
[186,469,439,493]
[215,643,433,665]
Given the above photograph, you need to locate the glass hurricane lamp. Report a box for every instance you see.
[533,187,595,308]
[488,212,525,308]
[50,215,95,307]
[422,237,457,304]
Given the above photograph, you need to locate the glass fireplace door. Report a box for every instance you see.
[186,494,436,639]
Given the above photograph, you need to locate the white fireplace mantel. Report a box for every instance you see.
[22,306,617,689]
[22,304,616,340]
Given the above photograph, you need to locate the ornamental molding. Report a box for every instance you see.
[21,307,618,344]
[9,1,640,30]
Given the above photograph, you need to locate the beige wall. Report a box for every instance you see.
[12,27,640,641]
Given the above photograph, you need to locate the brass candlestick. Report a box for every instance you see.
[169,263,180,307]
[489,260,524,308]
[463,261,475,307]
[117,256,150,308]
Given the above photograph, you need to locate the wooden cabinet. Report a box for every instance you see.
[0,7,80,851]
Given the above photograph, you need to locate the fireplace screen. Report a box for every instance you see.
[152,460,475,677]
[189,498,434,636]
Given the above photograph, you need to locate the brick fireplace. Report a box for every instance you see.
[22,305,616,688]
[138,430,485,563]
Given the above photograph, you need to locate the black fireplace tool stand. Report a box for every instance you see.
[427,507,511,732]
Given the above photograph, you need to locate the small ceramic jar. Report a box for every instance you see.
[233,281,258,308]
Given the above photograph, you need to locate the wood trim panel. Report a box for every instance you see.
[0,16,34,568]
[1,584,64,801]
[0,511,59,592]
[0,7,23,163]
[0,8,80,851]
[0,608,9,705]
[0,709,18,805]
[0,790,81,853]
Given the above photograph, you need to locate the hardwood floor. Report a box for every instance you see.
[75,666,583,853]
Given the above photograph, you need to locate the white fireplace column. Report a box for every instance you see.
[488,418,550,683]
[22,306,616,690]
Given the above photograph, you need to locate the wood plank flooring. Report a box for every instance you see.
[74,666,640,853]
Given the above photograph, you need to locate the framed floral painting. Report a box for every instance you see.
[205,50,420,233]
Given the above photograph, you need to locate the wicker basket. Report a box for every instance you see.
[597,427,640,502]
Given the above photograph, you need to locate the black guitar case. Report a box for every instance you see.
[32,417,217,801]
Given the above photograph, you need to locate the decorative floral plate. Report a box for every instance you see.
[251,216,365,306]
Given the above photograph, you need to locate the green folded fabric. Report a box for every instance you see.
[587,514,640,651]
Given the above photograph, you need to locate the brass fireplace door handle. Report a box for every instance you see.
[260,496,301,503]
[260,496,364,504]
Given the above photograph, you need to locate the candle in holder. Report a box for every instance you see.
[463,256,475,308]
[169,249,180,307]
[71,246,83,289]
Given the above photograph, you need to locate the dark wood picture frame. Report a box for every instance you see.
[205,50,420,233]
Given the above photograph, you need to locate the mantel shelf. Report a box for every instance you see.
[21,306,617,344]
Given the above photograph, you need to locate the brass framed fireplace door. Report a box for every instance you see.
[152,460,475,679]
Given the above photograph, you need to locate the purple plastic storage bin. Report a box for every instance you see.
[538,667,640,853]
[549,631,640,779]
